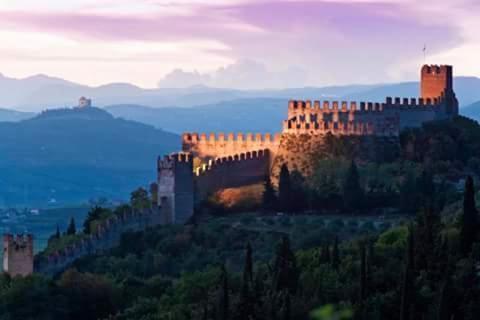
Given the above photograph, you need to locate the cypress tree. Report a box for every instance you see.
[282,292,291,320]
[332,236,340,270]
[460,176,478,256]
[66,217,76,235]
[278,164,292,212]
[244,243,254,284]
[274,236,299,294]
[342,160,364,212]
[359,244,367,302]
[262,175,277,212]
[418,169,435,209]
[236,244,255,320]
[217,264,229,320]
[55,224,61,239]
[400,225,415,320]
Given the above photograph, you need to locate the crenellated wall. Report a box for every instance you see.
[34,209,163,277]
[194,149,270,201]
[182,132,281,159]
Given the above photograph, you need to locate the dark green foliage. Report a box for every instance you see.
[359,244,367,302]
[55,225,61,239]
[399,171,420,214]
[400,225,415,320]
[460,176,479,256]
[216,265,229,320]
[342,161,364,212]
[66,217,76,235]
[130,187,151,211]
[278,164,292,212]
[332,237,340,270]
[273,236,299,295]
[83,206,111,234]
[262,175,277,212]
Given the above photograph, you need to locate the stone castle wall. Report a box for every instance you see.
[195,149,270,201]
[182,133,281,159]
[34,209,163,277]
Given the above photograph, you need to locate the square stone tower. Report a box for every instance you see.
[3,234,34,277]
[421,65,458,116]
[157,153,194,224]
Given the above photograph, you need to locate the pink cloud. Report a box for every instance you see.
[0,0,466,86]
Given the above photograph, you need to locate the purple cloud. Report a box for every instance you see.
[0,0,466,86]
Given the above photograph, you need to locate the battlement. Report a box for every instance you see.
[183,132,281,144]
[288,96,444,116]
[288,100,386,113]
[283,119,398,137]
[182,132,281,160]
[3,234,34,277]
[421,65,452,75]
[158,152,193,170]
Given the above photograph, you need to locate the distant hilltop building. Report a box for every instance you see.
[77,96,92,108]
[158,64,459,224]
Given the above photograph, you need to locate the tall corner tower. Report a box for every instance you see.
[3,234,34,277]
[421,65,458,115]
[157,153,194,225]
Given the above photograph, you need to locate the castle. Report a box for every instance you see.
[157,65,459,224]
[1,64,459,277]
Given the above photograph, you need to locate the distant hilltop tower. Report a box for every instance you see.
[3,234,34,277]
[77,96,92,108]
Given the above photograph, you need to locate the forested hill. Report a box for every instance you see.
[0,107,179,206]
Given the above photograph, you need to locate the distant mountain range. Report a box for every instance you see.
[2,72,480,112]
[0,107,178,207]
[461,102,480,122]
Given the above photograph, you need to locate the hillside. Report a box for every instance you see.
[461,101,480,122]
[0,107,179,207]
[0,108,35,122]
[105,98,286,133]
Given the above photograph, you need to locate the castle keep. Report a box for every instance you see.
[158,65,459,223]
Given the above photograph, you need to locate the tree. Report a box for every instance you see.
[399,170,419,214]
[278,164,292,212]
[460,176,478,256]
[83,206,109,234]
[66,217,76,235]
[262,175,277,212]
[216,265,229,320]
[55,224,61,239]
[417,169,435,209]
[236,244,256,320]
[273,236,299,294]
[131,187,150,211]
[400,225,415,320]
[359,244,367,302]
[332,237,340,270]
[342,160,364,212]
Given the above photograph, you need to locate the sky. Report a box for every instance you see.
[0,0,479,89]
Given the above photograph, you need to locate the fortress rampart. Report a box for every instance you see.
[195,149,270,200]
[34,208,163,277]
[182,133,281,159]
